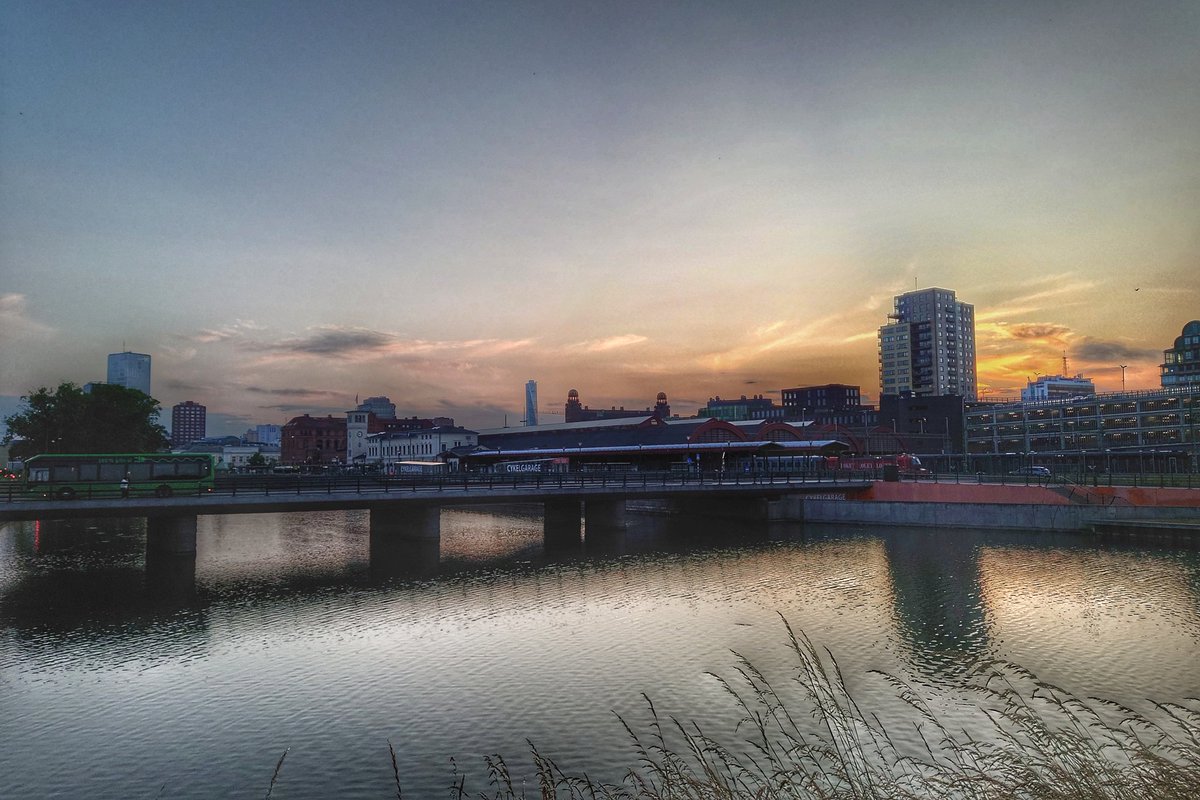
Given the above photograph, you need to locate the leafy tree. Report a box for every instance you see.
[247,452,267,467]
[2,382,169,458]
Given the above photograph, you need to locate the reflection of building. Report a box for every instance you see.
[878,288,976,400]
[281,415,347,465]
[525,380,538,426]
[106,351,152,395]
[883,529,988,674]
[1021,374,1095,402]
[565,389,670,423]
[171,401,207,448]
[1162,320,1200,388]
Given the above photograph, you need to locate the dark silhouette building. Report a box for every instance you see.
[565,389,670,423]
[171,401,207,448]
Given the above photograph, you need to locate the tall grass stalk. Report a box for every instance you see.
[262,618,1197,798]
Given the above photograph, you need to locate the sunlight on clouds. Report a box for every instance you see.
[581,334,648,352]
[0,293,55,336]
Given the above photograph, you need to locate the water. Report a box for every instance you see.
[2,508,1198,798]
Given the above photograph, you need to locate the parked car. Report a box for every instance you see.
[1010,466,1052,477]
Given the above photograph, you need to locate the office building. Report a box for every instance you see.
[357,396,396,419]
[1021,374,1095,402]
[171,401,207,448]
[107,351,152,395]
[525,380,538,426]
[698,395,783,421]
[1162,320,1200,388]
[878,288,976,400]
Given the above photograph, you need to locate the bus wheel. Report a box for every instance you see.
[58,487,76,500]
[155,485,173,498]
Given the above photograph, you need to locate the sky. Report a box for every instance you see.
[2,1,1198,436]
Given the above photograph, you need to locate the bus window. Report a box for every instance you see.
[78,464,99,481]
[177,461,202,478]
[29,467,50,483]
[128,463,152,481]
[100,463,126,482]
[153,462,176,478]
[52,465,78,482]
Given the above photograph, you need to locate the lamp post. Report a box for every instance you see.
[1119,364,1127,392]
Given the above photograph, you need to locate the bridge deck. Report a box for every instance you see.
[0,474,871,522]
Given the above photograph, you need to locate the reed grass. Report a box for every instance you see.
[437,616,1200,799]
[265,616,1199,798]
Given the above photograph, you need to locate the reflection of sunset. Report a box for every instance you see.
[978,547,1200,699]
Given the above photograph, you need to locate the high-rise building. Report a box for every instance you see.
[524,380,538,426]
[171,401,207,448]
[107,351,152,395]
[878,288,976,401]
[357,396,396,419]
[1161,320,1200,388]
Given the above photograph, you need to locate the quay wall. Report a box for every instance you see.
[767,482,1200,532]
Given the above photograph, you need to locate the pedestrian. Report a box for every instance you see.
[120,476,129,498]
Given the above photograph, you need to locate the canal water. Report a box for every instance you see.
[1,508,1198,798]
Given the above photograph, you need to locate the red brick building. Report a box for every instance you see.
[281,414,347,465]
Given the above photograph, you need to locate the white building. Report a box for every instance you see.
[366,426,478,467]
[346,409,372,464]
[107,351,152,395]
[879,288,976,400]
[1020,374,1096,402]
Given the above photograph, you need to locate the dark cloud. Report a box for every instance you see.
[1073,338,1160,363]
[1008,323,1071,340]
[163,379,209,392]
[273,328,393,356]
[245,386,344,398]
[259,403,350,415]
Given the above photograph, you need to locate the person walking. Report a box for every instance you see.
[120,476,130,498]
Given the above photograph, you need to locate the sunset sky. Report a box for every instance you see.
[2,1,1197,435]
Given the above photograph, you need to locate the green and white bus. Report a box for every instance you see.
[23,453,216,499]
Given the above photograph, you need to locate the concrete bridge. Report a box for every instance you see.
[0,472,871,556]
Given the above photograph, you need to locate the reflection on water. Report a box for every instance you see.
[1,509,1198,799]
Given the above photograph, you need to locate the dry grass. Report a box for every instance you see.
[435,616,1200,799]
[256,617,1198,798]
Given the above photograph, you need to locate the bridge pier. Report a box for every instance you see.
[584,498,627,531]
[544,499,582,551]
[369,506,441,578]
[369,506,440,540]
[669,496,770,521]
[146,515,198,555]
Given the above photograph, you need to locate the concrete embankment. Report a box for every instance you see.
[770,482,1200,533]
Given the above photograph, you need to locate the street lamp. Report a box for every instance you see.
[1119,365,1127,392]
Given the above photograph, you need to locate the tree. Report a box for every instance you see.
[2,382,169,458]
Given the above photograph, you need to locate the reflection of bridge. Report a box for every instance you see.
[0,473,871,556]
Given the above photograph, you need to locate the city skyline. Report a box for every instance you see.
[3,2,1197,435]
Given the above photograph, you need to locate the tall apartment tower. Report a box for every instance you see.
[171,401,207,447]
[878,288,976,400]
[107,351,152,395]
[524,380,538,426]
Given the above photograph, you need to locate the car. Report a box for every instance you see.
[1010,466,1051,477]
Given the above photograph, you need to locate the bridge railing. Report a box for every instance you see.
[2,468,880,503]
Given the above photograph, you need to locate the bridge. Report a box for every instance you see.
[0,472,872,556]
